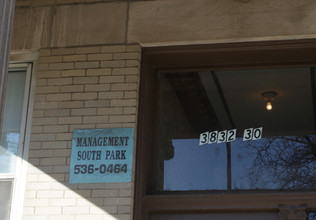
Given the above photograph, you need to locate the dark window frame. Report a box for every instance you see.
[134,39,316,220]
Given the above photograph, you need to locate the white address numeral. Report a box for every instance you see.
[199,132,209,145]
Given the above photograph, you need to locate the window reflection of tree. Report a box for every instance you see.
[246,135,316,189]
[308,212,316,220]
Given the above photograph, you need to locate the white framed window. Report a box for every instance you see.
[0,63,34,220]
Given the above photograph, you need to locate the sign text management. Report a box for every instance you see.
[76,136,129,147]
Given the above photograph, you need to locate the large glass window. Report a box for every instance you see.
[0,70,26,174]
[155,67,316,192]
[0,66,31,220]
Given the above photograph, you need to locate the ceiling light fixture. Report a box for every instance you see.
[261,91,277,111]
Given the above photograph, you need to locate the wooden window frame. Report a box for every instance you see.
[134,39,316,220]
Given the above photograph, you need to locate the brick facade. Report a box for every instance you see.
[9,0,316,219]
[24,44,140,220]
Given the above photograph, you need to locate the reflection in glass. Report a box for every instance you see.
[0,71,26,173]
[232,136,316,189]
[0,133,20,174]
[309,212,316,220]
[156,67,316,191]
[0,181,13,220]
[164,139,227,190]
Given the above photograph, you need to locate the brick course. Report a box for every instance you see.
[24,44,140,220]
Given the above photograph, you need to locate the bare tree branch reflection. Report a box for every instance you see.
[308,212,316,220]
[245,135,316,189]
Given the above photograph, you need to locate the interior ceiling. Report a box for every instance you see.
[167,67,316,136]
[165,72,220,133]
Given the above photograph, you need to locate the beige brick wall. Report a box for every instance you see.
[24,44,140,220]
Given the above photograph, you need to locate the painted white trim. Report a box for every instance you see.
[0,174,15,179]
[15,62,36,220]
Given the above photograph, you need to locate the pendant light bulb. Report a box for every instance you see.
[261,91,277,111]
[266,101,272,111]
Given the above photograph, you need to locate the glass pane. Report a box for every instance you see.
[231,136,316,189]
[164,139,227,190]
[156,67,316,191]
[0,180,13,220]
[0,71,26,173]
[150,212,279,220]
[308,212,316,220]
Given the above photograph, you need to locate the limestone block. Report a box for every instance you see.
[128,0,316,44]
[13,2,127,49]
[51,3,127,47]
[128,0,236,44]
[12,7,53,50]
